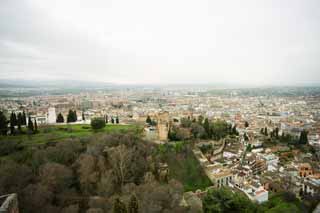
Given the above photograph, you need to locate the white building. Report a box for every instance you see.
[242,184,268,203]
[47,107,56,124]
[262,154,279,172]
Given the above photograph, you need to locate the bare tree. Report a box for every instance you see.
[107,144,133,189]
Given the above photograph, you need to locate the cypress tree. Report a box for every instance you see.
[27,116,34,133]
[260,128,264,135]
[146,115,152,125]
[128,194,138,213]
[56,113,64,123]
[299,130,308,145]
[116,117,119,124]
[34,119,38,133]
[111,117,115,124]
[9,112,17,135]
[17,112,22,131]
[67,110,73,123]
[17,119,21,132]
[105,115,108,123]
[203,118,210,138]
[82,112,85,121]
[232,125,238,135]
[22,111,27,125]
[275,127,279,138]
[0,111,8,136]
[73,110,77,122]
[13,113,17,126]
[10,112,17,127]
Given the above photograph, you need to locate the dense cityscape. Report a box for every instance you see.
[0,84,319,212]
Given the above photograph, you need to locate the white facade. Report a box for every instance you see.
[243,185,269,203]
[47,107,56,124]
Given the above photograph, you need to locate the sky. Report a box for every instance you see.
[0,0,320,85]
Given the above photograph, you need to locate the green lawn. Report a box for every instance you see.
[0,124,139,146]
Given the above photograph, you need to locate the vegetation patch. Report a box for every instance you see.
[156,142,212,191]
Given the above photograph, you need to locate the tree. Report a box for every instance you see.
[67,110,77,123]
[245,121,249,128]
[113,198,127,213]
[0,111,8,135]
[146,116,152,125]
[67,110,72,123]
[176,127,191,141]
[34,119,38,133]
[198,115,204,125]
[27,116,34,133]
[73,110,78,122]
[9,112,17,135]
[203,187,256,213]
[169,126,191,141]
[107,144,133,189]
[232,125,238,135]
[39,162,73,193]
[21,183,54,212]
[0,160,34,195]
[22,111,27,125]
[82,112,85,121]
[274,127,279,138]
[116,117,119,124]
[203,118,210,138]
[191,123,206,139]
[91,117,106,130]
[111,117,115,124]
[299,130,308,145]
[128,194,139,213]
[264,127,268,136]
[76,154,100,194]
[17,112,22,131]
[10,112,17,127]
[210,120,230,140]
[56,113,64,123]
[180,117,192,128]
[105,115,108,123]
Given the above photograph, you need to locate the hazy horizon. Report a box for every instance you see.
[1,0,320,85]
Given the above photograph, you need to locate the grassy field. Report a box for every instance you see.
[0,124,139,146]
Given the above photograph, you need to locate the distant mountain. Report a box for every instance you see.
[0,79,115,89]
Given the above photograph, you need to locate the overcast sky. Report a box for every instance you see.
[0,0,320,85]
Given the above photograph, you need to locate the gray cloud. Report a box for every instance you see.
[0,0,320,85]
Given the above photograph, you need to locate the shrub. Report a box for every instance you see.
[0,140,23,156]
[91,118,106,130]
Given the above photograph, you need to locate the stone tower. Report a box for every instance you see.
[157,111,170,141]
